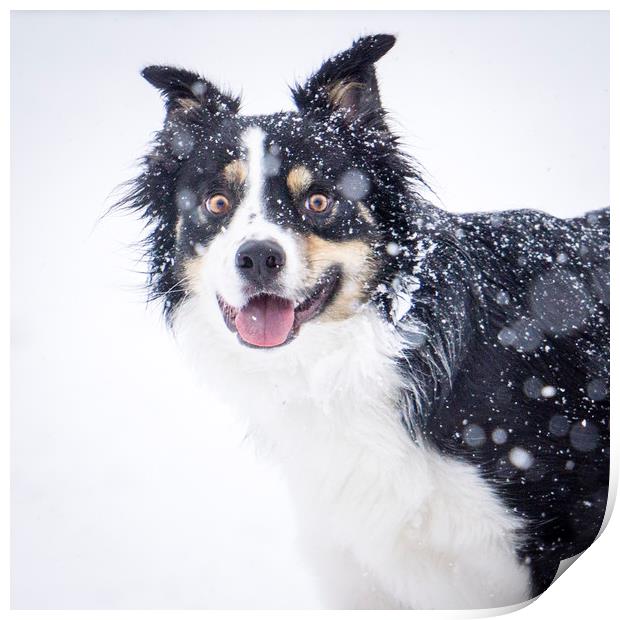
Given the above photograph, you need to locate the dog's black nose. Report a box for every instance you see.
[235,239,286,286]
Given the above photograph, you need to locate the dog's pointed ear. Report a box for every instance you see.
[142,65,240,115]
[291,34,395,125]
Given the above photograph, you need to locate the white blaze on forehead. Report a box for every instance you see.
[241,126,267,219]
[233,126,294,248]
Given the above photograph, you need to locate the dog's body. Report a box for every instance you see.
[121,35,609,609]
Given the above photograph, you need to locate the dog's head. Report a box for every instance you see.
[127,34,419,350]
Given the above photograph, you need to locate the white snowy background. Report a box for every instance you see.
[11,11,609,609]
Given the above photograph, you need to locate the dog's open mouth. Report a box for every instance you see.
[217,268,341,348]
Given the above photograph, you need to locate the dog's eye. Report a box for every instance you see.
[305,194,331,214]
[205,194,231,215]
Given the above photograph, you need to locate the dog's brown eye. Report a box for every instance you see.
[205,194,231,215]
[306,194,330,213]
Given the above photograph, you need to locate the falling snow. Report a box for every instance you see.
[509,447,534,470]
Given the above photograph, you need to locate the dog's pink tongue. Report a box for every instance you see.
[235,295,295,347]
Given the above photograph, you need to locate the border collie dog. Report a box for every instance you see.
[121,35,609,609]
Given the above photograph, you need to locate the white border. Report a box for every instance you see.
[5,3,616,618]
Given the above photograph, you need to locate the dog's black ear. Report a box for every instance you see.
[291,34,395,125]
[142,65,240,115]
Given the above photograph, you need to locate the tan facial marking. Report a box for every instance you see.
[223,159,248,186]
[357,202,376,225]
[287,166,313,197]
[304,234,376,321]
[184,255,205,296]
[328,80,364,110]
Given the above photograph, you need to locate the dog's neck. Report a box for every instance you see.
[173,296,416,456]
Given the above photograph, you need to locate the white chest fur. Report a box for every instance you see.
[173,297,532,609]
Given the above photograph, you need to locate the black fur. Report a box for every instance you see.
[389,206,609,595]
[120,34,609,599]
